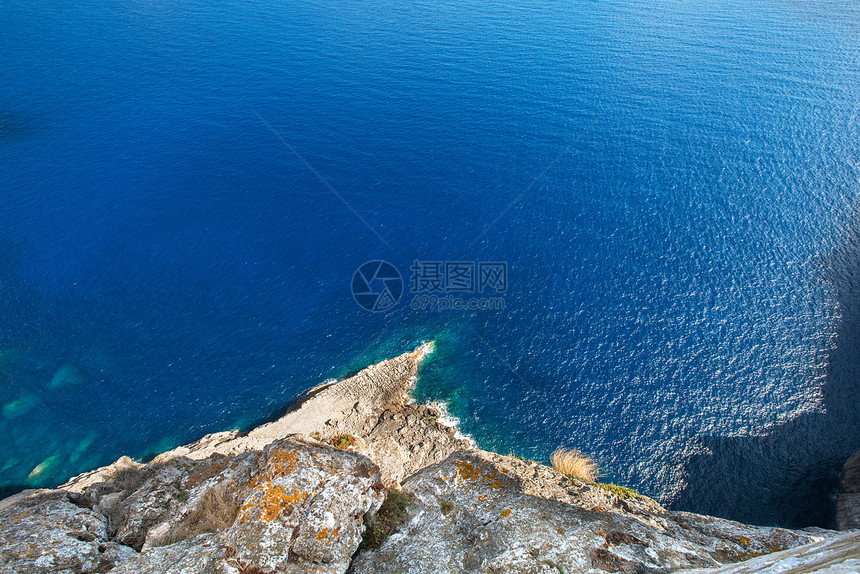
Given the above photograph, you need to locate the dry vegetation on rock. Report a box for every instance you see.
[157,484,239,546]
[551,447,600,482]
[360,489,413,550]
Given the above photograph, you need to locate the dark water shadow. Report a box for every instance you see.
[0,110,35,144]
[0,484,31,499]
[670,219,860,528]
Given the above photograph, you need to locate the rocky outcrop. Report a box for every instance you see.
[349,450,825,574]
[63,342,464,494]
[0,489,135,573]
[836,448,860,530]
[682,531,860,573]
[2,438,384,574]
[0,342,857,574]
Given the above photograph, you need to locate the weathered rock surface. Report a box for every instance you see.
[682,531,860,573]
[836,448,860,530]
[0,342,856,574]
[0,489,135,574]
[109,533,226,574]
[225,439,383,574]
[349,450,825,574]
[2,438,383,574]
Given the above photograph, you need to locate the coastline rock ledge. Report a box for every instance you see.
[1,343,858,574]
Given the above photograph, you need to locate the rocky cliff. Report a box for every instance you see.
[0,342,857,574]
[837,449,860,531]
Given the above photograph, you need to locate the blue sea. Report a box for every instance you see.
[1,0,858,527]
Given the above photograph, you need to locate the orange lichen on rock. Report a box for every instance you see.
[241,485,310,523]
[266,446,301,477]
[499,509,512,518]
[454,460,483,482]
[453,459,507,490]
[315,527,340,541]
[247,445,301,490]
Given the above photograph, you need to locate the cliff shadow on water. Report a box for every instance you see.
[671,219,860,528]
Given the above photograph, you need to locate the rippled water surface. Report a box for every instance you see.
[1,0,859,526]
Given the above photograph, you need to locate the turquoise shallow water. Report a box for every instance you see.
[1,0,859,527]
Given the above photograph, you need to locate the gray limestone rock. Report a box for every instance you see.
[224,438,384,573]
[348,450,822,574]
[836,449,860,530]
[0,489,135,574]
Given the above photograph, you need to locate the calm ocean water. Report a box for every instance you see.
[1,0,858,526]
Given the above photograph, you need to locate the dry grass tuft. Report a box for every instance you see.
[157,483,239,546]
[551,447,600,483]
[108,465,149,493]
[187,484,239,531]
